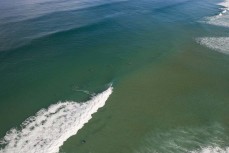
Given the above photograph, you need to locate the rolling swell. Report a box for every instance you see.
[0,0,127,26]
[0,16,118,57]
[0,0,127,25]
[0,0,126,52]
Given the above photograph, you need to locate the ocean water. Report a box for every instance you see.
[0,0,229,153]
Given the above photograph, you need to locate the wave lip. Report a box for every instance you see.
[0,86,113,153]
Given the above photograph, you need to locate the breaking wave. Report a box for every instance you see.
[0,86,113,153]
[197,0,229,55]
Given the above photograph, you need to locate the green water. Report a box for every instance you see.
[60,32,229,153]
[0,0,229,152]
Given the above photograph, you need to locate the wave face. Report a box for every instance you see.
[134,124,229,153]
[0,87,113,153]
[197,0,229,55]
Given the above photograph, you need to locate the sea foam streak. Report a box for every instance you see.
[0,87,113,153]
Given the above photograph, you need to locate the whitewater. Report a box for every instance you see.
[197,0,229,54]
[0,87,113,153]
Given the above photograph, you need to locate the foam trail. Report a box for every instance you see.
[197,37,229,55]
[0,87,113,153]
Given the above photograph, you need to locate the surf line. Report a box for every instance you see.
[197,0,229,54]
[0,86,113,153]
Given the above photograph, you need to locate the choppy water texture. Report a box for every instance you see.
[0,0,229,153]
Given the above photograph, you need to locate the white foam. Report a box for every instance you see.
[191,147,229,153]
[206,13,229,28]
[218,0,229,8]
[197,0,229,55]
[197,37,229,55]
[0,87,113,153]
[203,0,229,27]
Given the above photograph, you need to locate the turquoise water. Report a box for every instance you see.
[0,0,229,152]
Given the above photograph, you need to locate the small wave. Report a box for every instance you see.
[0,86,113,153]
[0,16,106,52]
[197,37,229,55]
